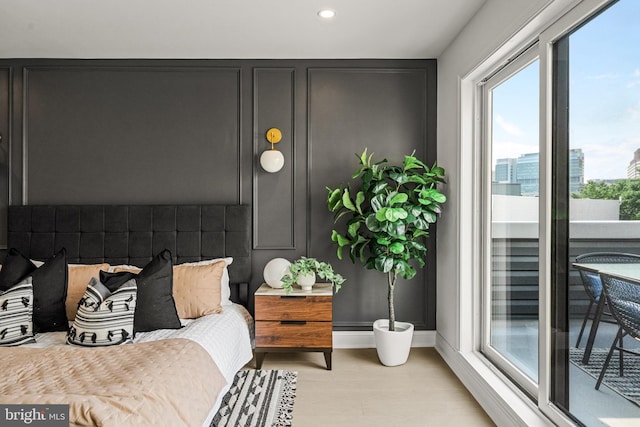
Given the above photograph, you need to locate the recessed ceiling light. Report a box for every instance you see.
[318,9,336,19]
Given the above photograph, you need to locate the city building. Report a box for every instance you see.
[628,148,640,179]
[493,148,584,196]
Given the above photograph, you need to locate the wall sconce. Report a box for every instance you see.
[260,128,285,173]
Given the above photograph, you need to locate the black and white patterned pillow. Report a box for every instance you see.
[67,277,137,347]
[0,276,35,346]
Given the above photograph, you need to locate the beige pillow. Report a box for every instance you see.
[172,261,225,319]
[114,261,225,319]
[67,263,110,320]
[113,265,142,273]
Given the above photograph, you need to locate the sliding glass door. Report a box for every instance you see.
[482,49,540,394]
[553,0,640,424]
[478,0,640,424]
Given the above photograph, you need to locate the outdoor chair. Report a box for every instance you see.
[574,252,640,348]
[596,273,640,390]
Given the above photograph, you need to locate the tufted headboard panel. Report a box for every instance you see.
[7,205,252,286]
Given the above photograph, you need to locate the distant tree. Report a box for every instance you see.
[573,180,617,200]
[573,179,640,220]
[618,180,640,220]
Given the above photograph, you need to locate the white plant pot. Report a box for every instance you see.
[297,272,316,291]
[372,319,414,366]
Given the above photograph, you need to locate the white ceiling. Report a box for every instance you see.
[0,0,486,59]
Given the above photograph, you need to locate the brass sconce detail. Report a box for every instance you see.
[260,128,285,173]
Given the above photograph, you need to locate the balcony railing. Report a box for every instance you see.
[492,220,640,318]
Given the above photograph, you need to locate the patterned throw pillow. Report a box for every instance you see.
[68,277,137,347]
[0,277,35,346]
[0,248,68,332]
[99,249,180,332]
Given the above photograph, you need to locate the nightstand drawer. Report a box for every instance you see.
[255,321,332,348]
[255,295,332,321]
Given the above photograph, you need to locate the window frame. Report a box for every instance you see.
[479,46,541,399]
[459,0,618,425]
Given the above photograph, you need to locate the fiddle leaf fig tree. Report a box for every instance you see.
[327,149,446,331]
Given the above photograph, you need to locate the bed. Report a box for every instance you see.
[0,204,254,427]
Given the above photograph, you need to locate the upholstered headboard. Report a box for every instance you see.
[7,204,251,289]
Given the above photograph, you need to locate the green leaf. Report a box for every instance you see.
[331,230,350,247]
[406,175,426,185]
[389,172,408,184]
[355,191,365,215]
[418,188,446,204]
[403,155,421,170]
[385,207,408,222]
[418,198,433,206]
[388,193,408,205]
[376,237,391,245]
[368,152,375,167]
[423,211,437,223]
[371,194,385,212]
[415,217,429,230]
[365,214,381,232]
[351,167,365,179]
[375,208,388,222]
[395,259,412,276]
[327,187,342,211]
[375,256,394,273]
[372,181,389,194]
[431,165,445,176]
[389,242,405,254]
[388,222,406,239]
[402,155,427,170]
[406,240,426,252]
[347,221,361,238]
[413,229,429,238]
[400,264,417,280]
[342,189,356,211]
[359,149,368,166]
[431,192,447,203]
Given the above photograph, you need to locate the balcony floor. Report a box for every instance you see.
[492,318,640,426]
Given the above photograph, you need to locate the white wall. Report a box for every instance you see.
[436,0,550,351]
[492,195,620,221]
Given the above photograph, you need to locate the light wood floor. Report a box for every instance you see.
[246,347,495,427]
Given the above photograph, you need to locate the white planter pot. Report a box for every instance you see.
[372,319,414,366]
[297,272,316,291]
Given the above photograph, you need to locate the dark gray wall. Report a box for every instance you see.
[0,59,437,330]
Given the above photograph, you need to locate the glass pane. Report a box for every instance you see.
[563,0,640,424]
[490,59,539,382]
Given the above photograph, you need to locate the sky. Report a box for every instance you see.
[492,0,640,181]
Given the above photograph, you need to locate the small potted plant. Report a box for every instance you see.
[280,257,345,293]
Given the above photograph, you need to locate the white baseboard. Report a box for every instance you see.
[333,330,436,349]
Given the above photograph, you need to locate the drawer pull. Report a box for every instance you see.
[280,295,307,299]
[280,320,307,325]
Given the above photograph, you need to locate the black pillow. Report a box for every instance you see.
[100,249,180,332]
[0,248,37,291]
[0,248,68,332]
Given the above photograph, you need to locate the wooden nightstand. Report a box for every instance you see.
[254,282,333,370]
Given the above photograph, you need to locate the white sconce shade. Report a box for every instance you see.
[260,149,285,173]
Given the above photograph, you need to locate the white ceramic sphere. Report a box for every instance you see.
[263,258,291,288]
[260,150,285,173]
